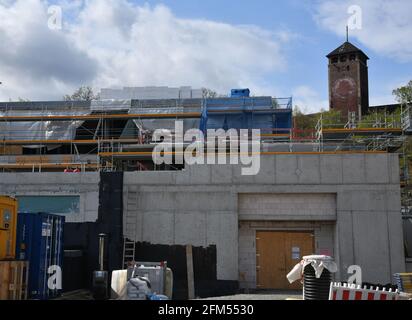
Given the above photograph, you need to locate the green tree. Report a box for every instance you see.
[393,81,412,186]
[293,106,318,132]
[202,88,218,99]
[358,108,401,128]
[393,80,412,106]
[64,86,100,101]
[201,88,226,99]
[318,109,343,128]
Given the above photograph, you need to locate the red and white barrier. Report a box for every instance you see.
[329,282,399,300]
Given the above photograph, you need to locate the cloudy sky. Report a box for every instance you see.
[0,0,411,113]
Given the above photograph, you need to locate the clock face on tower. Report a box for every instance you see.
[332,77,356,100]
[331,77,357,113]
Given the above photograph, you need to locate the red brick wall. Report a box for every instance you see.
[328,54,369,117]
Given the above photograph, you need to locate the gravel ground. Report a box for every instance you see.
[199,290,303,300]
[56,290,94,300]
[57,290,303,301]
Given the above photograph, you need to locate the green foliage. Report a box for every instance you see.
[292,106,344,133]
[318,109,343,128]
[201,88,226,99]
[202,88,217,99]
[292,106,318,133]
[392,81,412,185]
[63,86,100,101]
[357,108,401,128]
[393,80,412,105]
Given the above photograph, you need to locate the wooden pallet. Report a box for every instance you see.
[0,261,29,300]
[395,273,412,293]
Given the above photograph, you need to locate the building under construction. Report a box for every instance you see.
[0,35,411,301]
[1,82,411,298]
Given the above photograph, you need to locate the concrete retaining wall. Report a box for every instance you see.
[123,153,405,286]
[0,153,405,288]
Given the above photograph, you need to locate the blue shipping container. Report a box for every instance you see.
[16,212,65,300]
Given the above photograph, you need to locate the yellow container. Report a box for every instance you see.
[0,196,18,260]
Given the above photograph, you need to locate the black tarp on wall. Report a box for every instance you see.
[62,171,238,298]
[134,242,238,299]
[63,172,123,291]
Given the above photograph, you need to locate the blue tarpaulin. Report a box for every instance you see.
[200,96,292,134]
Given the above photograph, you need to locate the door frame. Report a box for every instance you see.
[255,229,315,290]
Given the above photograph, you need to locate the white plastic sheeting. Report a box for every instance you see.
[100,86,203,100]
[287,255,338,284]
[130,99,201,134]
[133,118,200,134]
[0,98,202,148]
[90,100,131,112]
[92,99,201,136]
[0,109,90,148]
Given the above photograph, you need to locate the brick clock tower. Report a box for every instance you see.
[327,41,369,119]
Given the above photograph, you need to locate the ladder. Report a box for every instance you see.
[122,189,138,268]
[122,239,136,269]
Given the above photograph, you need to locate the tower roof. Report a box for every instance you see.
[326,41,369,60]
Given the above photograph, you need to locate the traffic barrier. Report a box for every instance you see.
[329,282,399,300]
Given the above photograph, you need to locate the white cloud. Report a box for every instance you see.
[369,78,411,106]
[369,94,396,107]
[0,0,98,100]
[314,0,412,62]
[0,0,290,101]
[293,85,329,114]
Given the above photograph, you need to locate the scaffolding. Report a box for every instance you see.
[1,99,411,173]
[315,111,404,152]
[315,105,412,222]
[199,97,293,135]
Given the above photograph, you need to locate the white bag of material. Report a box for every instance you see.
[126,276,152,300]
[286,262,304,284]
[287,255,337,284]
[165,268,173,299]
[302,255,338,278]
[111,270,128,300]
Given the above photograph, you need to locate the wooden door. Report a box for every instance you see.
[256,231,314,290]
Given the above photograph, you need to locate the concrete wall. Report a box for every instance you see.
[0,173,100,223]
[238,194,336,288]
[0,153,404,287]
[406,259,412,273]
[238,193,336,220]
[404,218,412,258]
[124,153,405,286]
[239,221,335,289]
[123,177,238,281]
